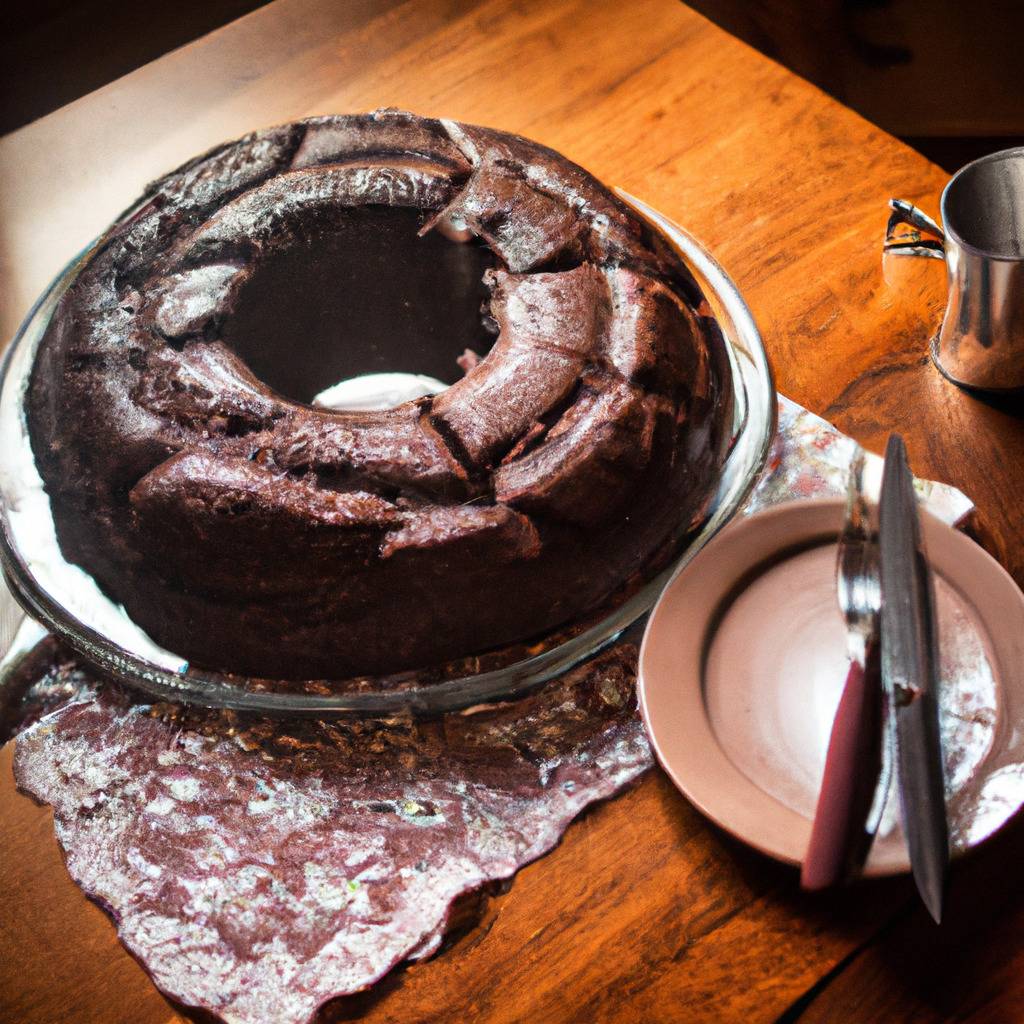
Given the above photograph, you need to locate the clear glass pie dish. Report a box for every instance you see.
[0,192,776,715]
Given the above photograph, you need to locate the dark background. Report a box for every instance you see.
[0,0,273,132]
[2,0,1022,173]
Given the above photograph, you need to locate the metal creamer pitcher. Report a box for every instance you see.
[885,147,1024,393]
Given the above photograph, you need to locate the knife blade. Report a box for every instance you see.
[878,433,949,923]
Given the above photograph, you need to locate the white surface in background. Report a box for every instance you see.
[312,372,447,411]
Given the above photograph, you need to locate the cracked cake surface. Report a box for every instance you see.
[26,110,733,682]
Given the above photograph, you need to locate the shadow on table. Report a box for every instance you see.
[785,806,1024,1021]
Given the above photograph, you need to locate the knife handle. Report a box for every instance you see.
[802,640,883,890]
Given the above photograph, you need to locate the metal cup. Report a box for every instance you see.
[885,147,1024,393]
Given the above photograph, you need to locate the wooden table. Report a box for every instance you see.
[2,1,1022,1021]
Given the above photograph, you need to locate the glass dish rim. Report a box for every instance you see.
[0,191,777,715]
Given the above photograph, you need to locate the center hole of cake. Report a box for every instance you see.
[221,206,496,405]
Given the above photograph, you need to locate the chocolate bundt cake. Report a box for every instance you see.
[26,111,733,681]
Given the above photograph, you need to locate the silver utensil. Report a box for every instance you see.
[802,445,885,889]
[879,433,949,922]
[885,147,1024,392]
[836,447,880,673]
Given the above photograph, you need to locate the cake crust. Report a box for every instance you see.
[27,111,732,681]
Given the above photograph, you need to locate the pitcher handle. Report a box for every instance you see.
[884,199,945,260]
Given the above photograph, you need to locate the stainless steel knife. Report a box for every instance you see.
[878,433,949,923]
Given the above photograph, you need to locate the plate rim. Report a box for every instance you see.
[637,496,1024,876]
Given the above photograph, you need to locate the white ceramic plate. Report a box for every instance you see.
[638,498,1024,876]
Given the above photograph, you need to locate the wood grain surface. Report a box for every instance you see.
[1,1,1022,1022]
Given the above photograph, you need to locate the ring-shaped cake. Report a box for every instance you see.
[25,111,733,681]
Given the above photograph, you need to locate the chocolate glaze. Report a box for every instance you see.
[26,111,733,681]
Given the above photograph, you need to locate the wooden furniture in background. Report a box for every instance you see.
[2,1,1023,1021]
[685,0,1024,171]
